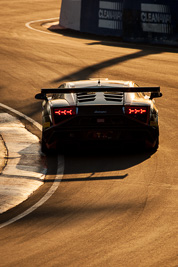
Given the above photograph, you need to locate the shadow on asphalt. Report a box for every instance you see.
[49,27,178,53]
[43,143,154,183]
[0,142,154,224]
[47,26,178,86]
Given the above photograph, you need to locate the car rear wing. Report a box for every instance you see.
[35,87,162,100]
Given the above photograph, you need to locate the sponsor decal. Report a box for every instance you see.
[98,1,123,30]
[97,118,105,123]
[141,3,172,34]
[94,110,107,114]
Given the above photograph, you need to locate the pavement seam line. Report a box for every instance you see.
[0,135,8,174]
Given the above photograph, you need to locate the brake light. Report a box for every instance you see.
[126,107,147,115]
[54,107,76,116]
[125,106,149,123]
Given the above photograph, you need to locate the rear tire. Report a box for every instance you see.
[145,136,159,152]
[41,137,49,154]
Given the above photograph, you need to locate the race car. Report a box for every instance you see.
[35,78,162,153]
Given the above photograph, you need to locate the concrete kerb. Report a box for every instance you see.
[0,106,46,214]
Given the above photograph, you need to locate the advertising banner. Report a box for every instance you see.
[60,0,178,45]
[80,0,124,37]
[123,0,178,45]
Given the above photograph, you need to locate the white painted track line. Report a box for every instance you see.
[0,113,46,214]
[0,155,64,229]
[0,104,64,228]
[25,17,60,35]
[0,103,42,131]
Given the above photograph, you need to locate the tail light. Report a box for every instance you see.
[53,107,76,124]
[125,106,149,123]
[54,107,76,116]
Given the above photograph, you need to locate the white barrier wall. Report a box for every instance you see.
[60,0,82,31]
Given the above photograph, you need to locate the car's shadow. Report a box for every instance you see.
[0,142,155,224]
[45,144,154,183]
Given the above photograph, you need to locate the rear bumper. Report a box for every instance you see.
[43,124,159,149]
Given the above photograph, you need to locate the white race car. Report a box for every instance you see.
[35,78,162,153]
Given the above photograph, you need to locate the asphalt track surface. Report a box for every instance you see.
[0,0,178,266]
